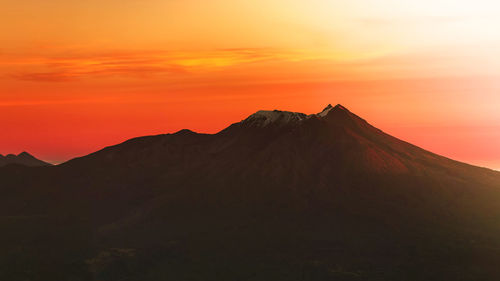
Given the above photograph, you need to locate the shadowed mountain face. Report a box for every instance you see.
[1,104,500,281]
[0,152,51,167]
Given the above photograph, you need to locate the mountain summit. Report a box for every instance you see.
[317,103,335,116]
[0,151,51,167]
[240,104,353,128]
[1,104,500,281]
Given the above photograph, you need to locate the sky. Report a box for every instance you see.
[1,0,500,170]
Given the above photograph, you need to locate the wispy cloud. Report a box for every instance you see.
[4,48,327,82]
[10,71,76,82]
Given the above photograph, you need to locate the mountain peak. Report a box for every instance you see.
[18,151,33,157]
[173,129,197,135]
[317,104,333,117]
[334,104,348,110]
[317,104,349,117]
[238,104,356,129]
[0,151,51,167]
[243,110,307,127]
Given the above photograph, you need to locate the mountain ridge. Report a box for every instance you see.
[1,104,500,281]
[0,151,51,167]
[54,104,497,174]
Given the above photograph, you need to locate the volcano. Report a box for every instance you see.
[1,104,500,281]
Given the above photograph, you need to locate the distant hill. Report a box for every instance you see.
[0,152,51,167]
[1,104,500,281]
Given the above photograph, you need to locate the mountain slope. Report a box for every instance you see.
[1,104,500,281]
[0,151,51,167]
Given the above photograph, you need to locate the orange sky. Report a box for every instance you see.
[1,0,500,170]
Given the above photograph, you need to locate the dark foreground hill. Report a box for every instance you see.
[0,152,51,167]
[1,104,500,281]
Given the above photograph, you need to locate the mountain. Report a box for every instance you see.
[1,104,500,281]
[0,151,51,167]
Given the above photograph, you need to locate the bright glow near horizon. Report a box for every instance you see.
[1,0,499,169]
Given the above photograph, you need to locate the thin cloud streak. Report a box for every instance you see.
[4,48,335,82]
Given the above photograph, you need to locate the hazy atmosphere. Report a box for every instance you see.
[3,2,500,281]
[2,0,499,169]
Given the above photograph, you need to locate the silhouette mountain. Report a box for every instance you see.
[1,104,500,281]
[0,151,51,167]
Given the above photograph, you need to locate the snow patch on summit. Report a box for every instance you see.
[244,110,307,127]
[242,104,350,128]
[317,104,333,117]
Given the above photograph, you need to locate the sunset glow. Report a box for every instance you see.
[1,0,500,169]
